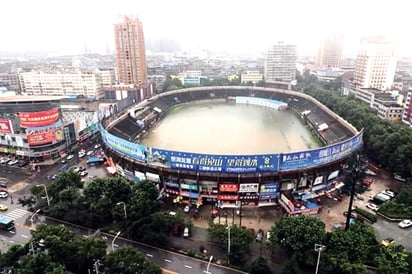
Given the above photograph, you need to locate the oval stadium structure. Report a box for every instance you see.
[101,86,363,210]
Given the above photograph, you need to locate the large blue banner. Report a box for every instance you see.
[100,123,363,174]
[100,126,146,162]
[279,131,363,171]
[147,148,279,173]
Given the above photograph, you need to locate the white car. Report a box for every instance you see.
[7,159,19,166]
[183,205,190,213]
[71,166,80,173]
[366,203,379,211]
[94,144,101,149]
[183,227,189,238]
[382,190,395,198]
[78,151,86,158]
[86,150,94,156]
[0,191,9,199]
[398,219,412,229]
[80,170,88,177]
[66,154,74,160]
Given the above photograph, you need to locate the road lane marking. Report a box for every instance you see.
[9,240,14,243]
[9,230,15,234]
[164,259,172,263]
[184,265,192,269]
[21,235,28,238]
[146,253,153,257]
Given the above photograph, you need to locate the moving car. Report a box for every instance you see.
[0,204,8,211]
[381,237,395,247]
[183,227,189,238]
[0,191,9,199]
[366,203,379,211]
[398,219,412,229]
[183,205,190,213]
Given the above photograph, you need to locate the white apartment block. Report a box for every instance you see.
[19,70,104,99]
[354,36,397,91]
[241,70,263,84]
[264,42,297,83]
[402,87,412,126]
[98,68,117,87]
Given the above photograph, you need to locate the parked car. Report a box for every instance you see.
[266,231,272,242]
[343,211,357,219]
[398,219,412,229]
[86,150,94,156]
[183,227,189,238]
[71,166,80,173]
[17,160,29,167]
[366,203,379,211]
[66,154,74,160]
[7,159,19,166]
[80,170,88,177]
[51,174,59,180]
[0,204,8,211]
[381,189,396,198]
[78,151,86,158]
[78,166,86,172]
[0,181,8,188]
[381,237,395,247]
[0,158,10,164]
[94,144,102,149]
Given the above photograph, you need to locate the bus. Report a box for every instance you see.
[86,156,105,166]
[0,214,15,231]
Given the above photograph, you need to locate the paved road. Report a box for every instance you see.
[373,217,412,250]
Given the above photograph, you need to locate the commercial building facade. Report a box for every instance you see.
[316,31,344,68]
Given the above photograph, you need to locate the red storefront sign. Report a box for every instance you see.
[27,131,56,145]
[217,194,238,201]
[19,108,59,127]
[219,184,239,192]
[0,119,13,134]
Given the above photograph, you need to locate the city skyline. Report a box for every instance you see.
[0,0,410,58]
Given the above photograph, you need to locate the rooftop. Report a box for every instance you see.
[0,95,65,103]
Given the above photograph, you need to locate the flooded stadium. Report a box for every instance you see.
[140,101,320,155]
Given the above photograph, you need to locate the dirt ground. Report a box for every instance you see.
[186,172,397,234]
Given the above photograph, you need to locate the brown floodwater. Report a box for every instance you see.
[140,101,319,155]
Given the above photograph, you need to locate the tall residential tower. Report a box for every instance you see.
[353,36,397,91]
[264,42,297,83]
[316,30,344,68]
[114,16,148,88]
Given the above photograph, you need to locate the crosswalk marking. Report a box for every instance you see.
[6,209,30,220]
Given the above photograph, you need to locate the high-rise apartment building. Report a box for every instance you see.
[264,42,297,83]
[402,87,412,127]
[114,16,147,88]
[353,36,397,91]
[316,31,344,68]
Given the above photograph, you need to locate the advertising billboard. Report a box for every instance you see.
[279,131,363,171]
[219,184,239,192]
[148,148,279,173]
[26,121,64,146]
[259,182,279,199]
[19,108,59,128]
[100,126,146,162]
[239,183,259,193]
[0,119,13,134]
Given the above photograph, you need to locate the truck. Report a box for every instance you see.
[0,214,15,231]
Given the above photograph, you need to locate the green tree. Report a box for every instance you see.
[73,237,107,273]
[375,244,409,274]
[250,256,272,274]
[281,255,301,274]
[14,252,67,274]
[128,180,161,219]
[104,246,162,274]
[270,215,326,256]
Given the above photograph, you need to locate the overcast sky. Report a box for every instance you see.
[1,0,410,57]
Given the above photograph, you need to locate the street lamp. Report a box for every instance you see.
[116,202,127,219]
[36,184,50,206]
[315,244,326,274]
[111,231,121,252]
[30,209,41,228]
[205,255,213,274]
[226,226,231,264]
